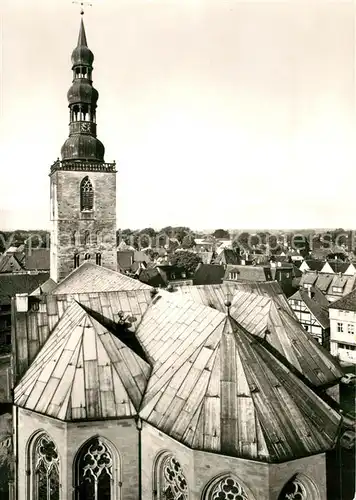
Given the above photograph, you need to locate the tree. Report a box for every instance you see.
[182,234,195,249]
[212,229,230,239]
[171,251,202,274]
[231,239,240,254]
[237,232,250,251]
[139,228,156,238]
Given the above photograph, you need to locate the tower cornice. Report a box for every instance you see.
[50,159,117,175]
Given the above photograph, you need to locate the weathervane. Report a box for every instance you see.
[72,0,93,15]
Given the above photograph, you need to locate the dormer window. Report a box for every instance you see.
[96,253,102,266]
[74,253,80,268]
[84,253,90,261]
[80,176,93,211]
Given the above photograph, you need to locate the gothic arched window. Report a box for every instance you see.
[75,437,117,500]
[154,453,188,500]
[80,177,94,211]
[203,475,253,500]
[31,433,60,500]
[278,474,319,500]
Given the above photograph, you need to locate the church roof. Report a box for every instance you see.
[169,283,343,386]
[12,289,154,376]
[51,261,152,295]
[14,301,151,420]
[137,296,341,462]
[13,289,343,461]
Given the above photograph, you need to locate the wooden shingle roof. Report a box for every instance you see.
[52,261,152,295]
[12,289,154,382]
[14,290,342,462]
[14,301,151,420]
[138,297,341,462]
[170,283,342,386]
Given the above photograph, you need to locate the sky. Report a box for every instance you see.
[0,0,355,231]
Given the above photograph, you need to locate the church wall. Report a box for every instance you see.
[50,169,117,282]
[141,422,195,499]
[16,410,140,500]
[268,453,326,500]
[16,408,68,500]
[141,422,270,499]
[53,170,116,220]
[66,418,139,500]
[140,423,327,499]
[193,449,269,499]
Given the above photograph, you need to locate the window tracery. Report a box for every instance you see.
[278,476,308,500]
[76,437,113,500]
[80,177,94,211]
[209,476,249,500]
[156,454,188,500]
[33,434,60,500]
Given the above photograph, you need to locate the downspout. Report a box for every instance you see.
[135,416,142,500]
[10,392,18,500]
[10,296,18,500]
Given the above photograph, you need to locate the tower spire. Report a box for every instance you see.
[60,18,105,163]
[77,17,88,47]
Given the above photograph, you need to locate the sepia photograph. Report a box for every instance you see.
[0,0,355,498]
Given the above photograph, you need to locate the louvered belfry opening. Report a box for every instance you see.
[80,176,93,211]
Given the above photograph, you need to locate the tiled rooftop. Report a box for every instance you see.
[51,261,152,295]
[14,301,151,420]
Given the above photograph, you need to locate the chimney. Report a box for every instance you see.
[16,293,28,312]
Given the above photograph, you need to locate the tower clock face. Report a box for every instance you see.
[81,123,90,133]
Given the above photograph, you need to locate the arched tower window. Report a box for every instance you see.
[203,474,253,500]
[29,433,60,500]
[80,177,94,211]
[75,437,117,500]
[154,452,188,499]
[84,230,91,246]
[72,231,78,247]
[278,474,320,500]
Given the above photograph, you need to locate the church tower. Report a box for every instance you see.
[50,17,117,283]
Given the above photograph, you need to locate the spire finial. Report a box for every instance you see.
[72,1,92,18]
[224,290,232,317]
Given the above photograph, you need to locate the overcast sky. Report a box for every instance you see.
[0,0,355,231]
